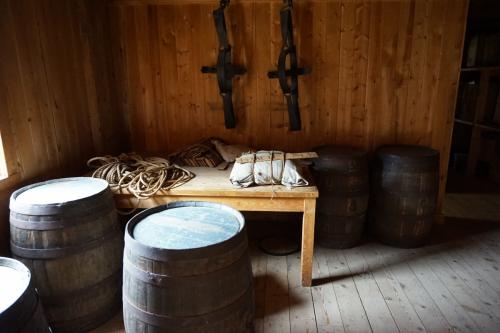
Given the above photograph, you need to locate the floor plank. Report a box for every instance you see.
[251,244,268,333]
[91,223,500,333]
[325,250,372,333]
[287,252,317,333]
[342,247,400,333]
[312,248,345,333]
[263,254,291,333]
[407,251,482,333]
[371,245,454,333]
[361,244,427,333]
[426,251,500,333]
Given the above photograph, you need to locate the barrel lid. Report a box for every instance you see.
[313,146,367,170]
[376,145,439,160]
[315,146,366,158]
[0,257,31,314]
[12,177,109,206]
[133,206,243,250]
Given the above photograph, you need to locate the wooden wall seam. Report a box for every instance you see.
[0,0,128,254]
[0,0,469,255]
[107,0,469,217]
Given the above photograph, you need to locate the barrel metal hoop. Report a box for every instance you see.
[9,180,113,216]
[13,292,41,332]
[10,228,122,259]
[12,191,115,218]
[123,249,249,284]
[372,188,439,197]
[125,229,247,262]
[372,214,435,220]
[125,201,247,262]
[9,206,116,230]
[41,269,122,306]
[0,279,38,330]
[126,232,247,273]
[18,292,41,332]
[49,290,121,333]
[123,285,253,328]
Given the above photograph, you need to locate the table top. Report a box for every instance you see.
[113,166,318,199]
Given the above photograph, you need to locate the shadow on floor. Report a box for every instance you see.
[312,217,500,286]
[253,274,302,317]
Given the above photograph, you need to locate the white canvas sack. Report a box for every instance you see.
[229,151,309,188]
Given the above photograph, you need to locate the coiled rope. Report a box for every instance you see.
[87,153,194,214]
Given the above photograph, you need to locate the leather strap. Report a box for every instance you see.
[268,0,310,131]
[201,1,246,129]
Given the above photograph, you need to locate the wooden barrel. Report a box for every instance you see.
[0,257,51,333]
[123,201,254,333]
[312,146,369,248]
[9,177,123,333]
[371,145,439,247]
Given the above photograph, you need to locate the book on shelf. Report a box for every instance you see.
[493,83,500,125]
[465,32,500,68]
[456,80,478,122]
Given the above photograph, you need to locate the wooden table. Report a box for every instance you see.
[113,166,318,287]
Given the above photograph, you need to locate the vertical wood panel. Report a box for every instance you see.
[0,0,468,253]
[254,2,272,148]
[0,0,127,253]
[108,0,468,216]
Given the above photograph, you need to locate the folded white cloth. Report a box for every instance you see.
[229,151,309,188]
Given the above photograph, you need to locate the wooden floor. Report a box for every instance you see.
[444,193,500,221]
[92,193,500,333]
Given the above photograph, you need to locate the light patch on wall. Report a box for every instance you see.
[0,133,8,180]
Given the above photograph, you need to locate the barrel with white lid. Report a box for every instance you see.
[123,201,254,333]
[9,177,123,332]
[0,257,50,333]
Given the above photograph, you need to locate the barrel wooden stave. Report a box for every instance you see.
[123,288,254,333]
[371,216,434,248]
[123,250,252,316]
[19,297,50,333]
[123,202,254,333]
[371,145,439,247]
[10,208,117,251]
[0,257,51,333]
[315,214,365,249]
[313,169,369,194]
[371,191,438,217]
[46,276,121,333]
[312,146,369,248]
[9,178,123,333]
[317,194,369,217]
[372,169,439,194]
[15,233,122,296]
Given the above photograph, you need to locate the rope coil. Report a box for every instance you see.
[87,153,194,214]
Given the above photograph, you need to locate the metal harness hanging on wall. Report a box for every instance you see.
[201,0,246,129]
[268,0,311,131]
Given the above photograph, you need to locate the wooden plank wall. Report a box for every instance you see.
[0,0,468,253]
[108,0,468,216]
[0,0,127,253]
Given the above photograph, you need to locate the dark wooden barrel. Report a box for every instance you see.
[371,145,440,247]
[9,177,123,333]
[312,146,369,248]
[0,257,51,333]
[123,201,254,333]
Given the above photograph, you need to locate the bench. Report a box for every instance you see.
[113,166,318,287]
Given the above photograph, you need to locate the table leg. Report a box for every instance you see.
[300,198,316,287]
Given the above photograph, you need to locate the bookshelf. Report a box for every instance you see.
[452,66,500,177]
[450,0,500,181]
